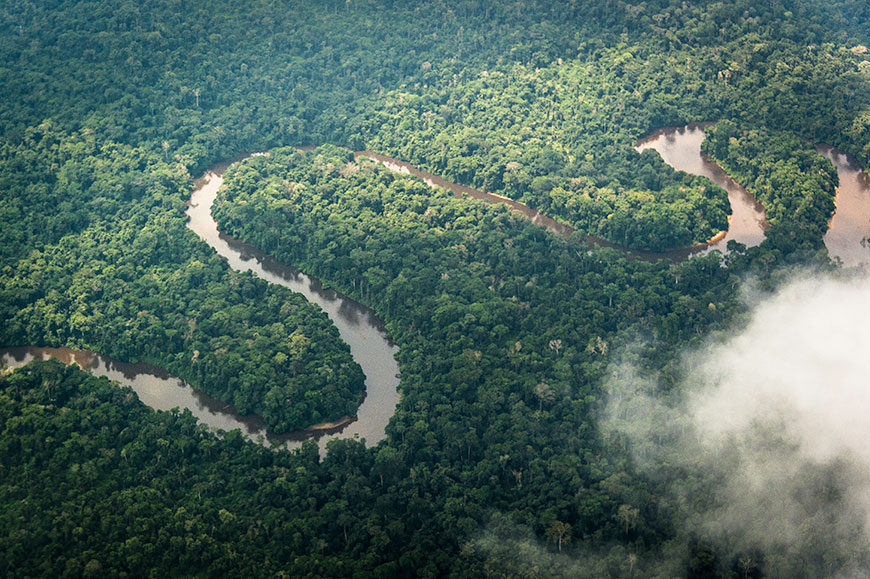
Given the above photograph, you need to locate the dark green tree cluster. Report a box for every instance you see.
[212,146,752,573]
[0,0,624,171]
[0,124,364,434]
[2,0,870,576]
[0,359,380,576]
[326,1,870,250]
[702,121,838,258]
[346,63,732,251]
[1,358,754,577]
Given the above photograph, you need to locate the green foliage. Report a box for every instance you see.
[1,0,870,576]
[0,360,347,576]
[0,126,364,433]
[213,146,745,571]
[350,60,732,250]
[703,121,838,258]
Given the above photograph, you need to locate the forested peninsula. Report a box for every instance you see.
[2,0,870,576]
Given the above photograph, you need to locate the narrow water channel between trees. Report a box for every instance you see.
[6,128,867,451]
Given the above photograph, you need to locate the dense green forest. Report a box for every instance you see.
[0,125,365,433]
[1,0,868,576]
[702,121,838,258]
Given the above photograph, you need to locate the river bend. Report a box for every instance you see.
[6,131,868,450]
[187,161,401,449]
[3,159,401,452]
[636,123,768,256]
[638,124,870,266]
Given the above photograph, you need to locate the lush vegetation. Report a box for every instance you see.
[351,62,733,251]
[702,121,838,258]
[0,124,364,433]
[339,3,870,250]
[212,146,752,575]
[0,359,372,577]
[1,0,869,576]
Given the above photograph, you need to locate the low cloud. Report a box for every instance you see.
[468,517,685,578]
[604,272,870,578]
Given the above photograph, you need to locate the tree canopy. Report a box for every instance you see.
[1,0,868,576]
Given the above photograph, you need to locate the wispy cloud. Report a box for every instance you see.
[604,271,870,578]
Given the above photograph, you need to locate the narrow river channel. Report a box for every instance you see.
[0,346,278,437]
[5,131,867,451]
[636,123,768,254]
[187,161,401,449]
[3,159,401,452]
[355,150,574,237]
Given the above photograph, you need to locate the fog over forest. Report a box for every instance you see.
[606,271,870,577]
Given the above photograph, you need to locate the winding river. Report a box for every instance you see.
[365,130,768,261]
[357,148,728,261]
[2,159,401,452]
[371,126,869,265]
[636,123,768,255]
[638,125,870,266]
[187,161,401,449]
[5,127,868,450]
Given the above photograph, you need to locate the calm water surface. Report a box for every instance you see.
[363,132,770,262]
[636,124,768,254]
[3,159,401,452]
[817,146,870,266]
